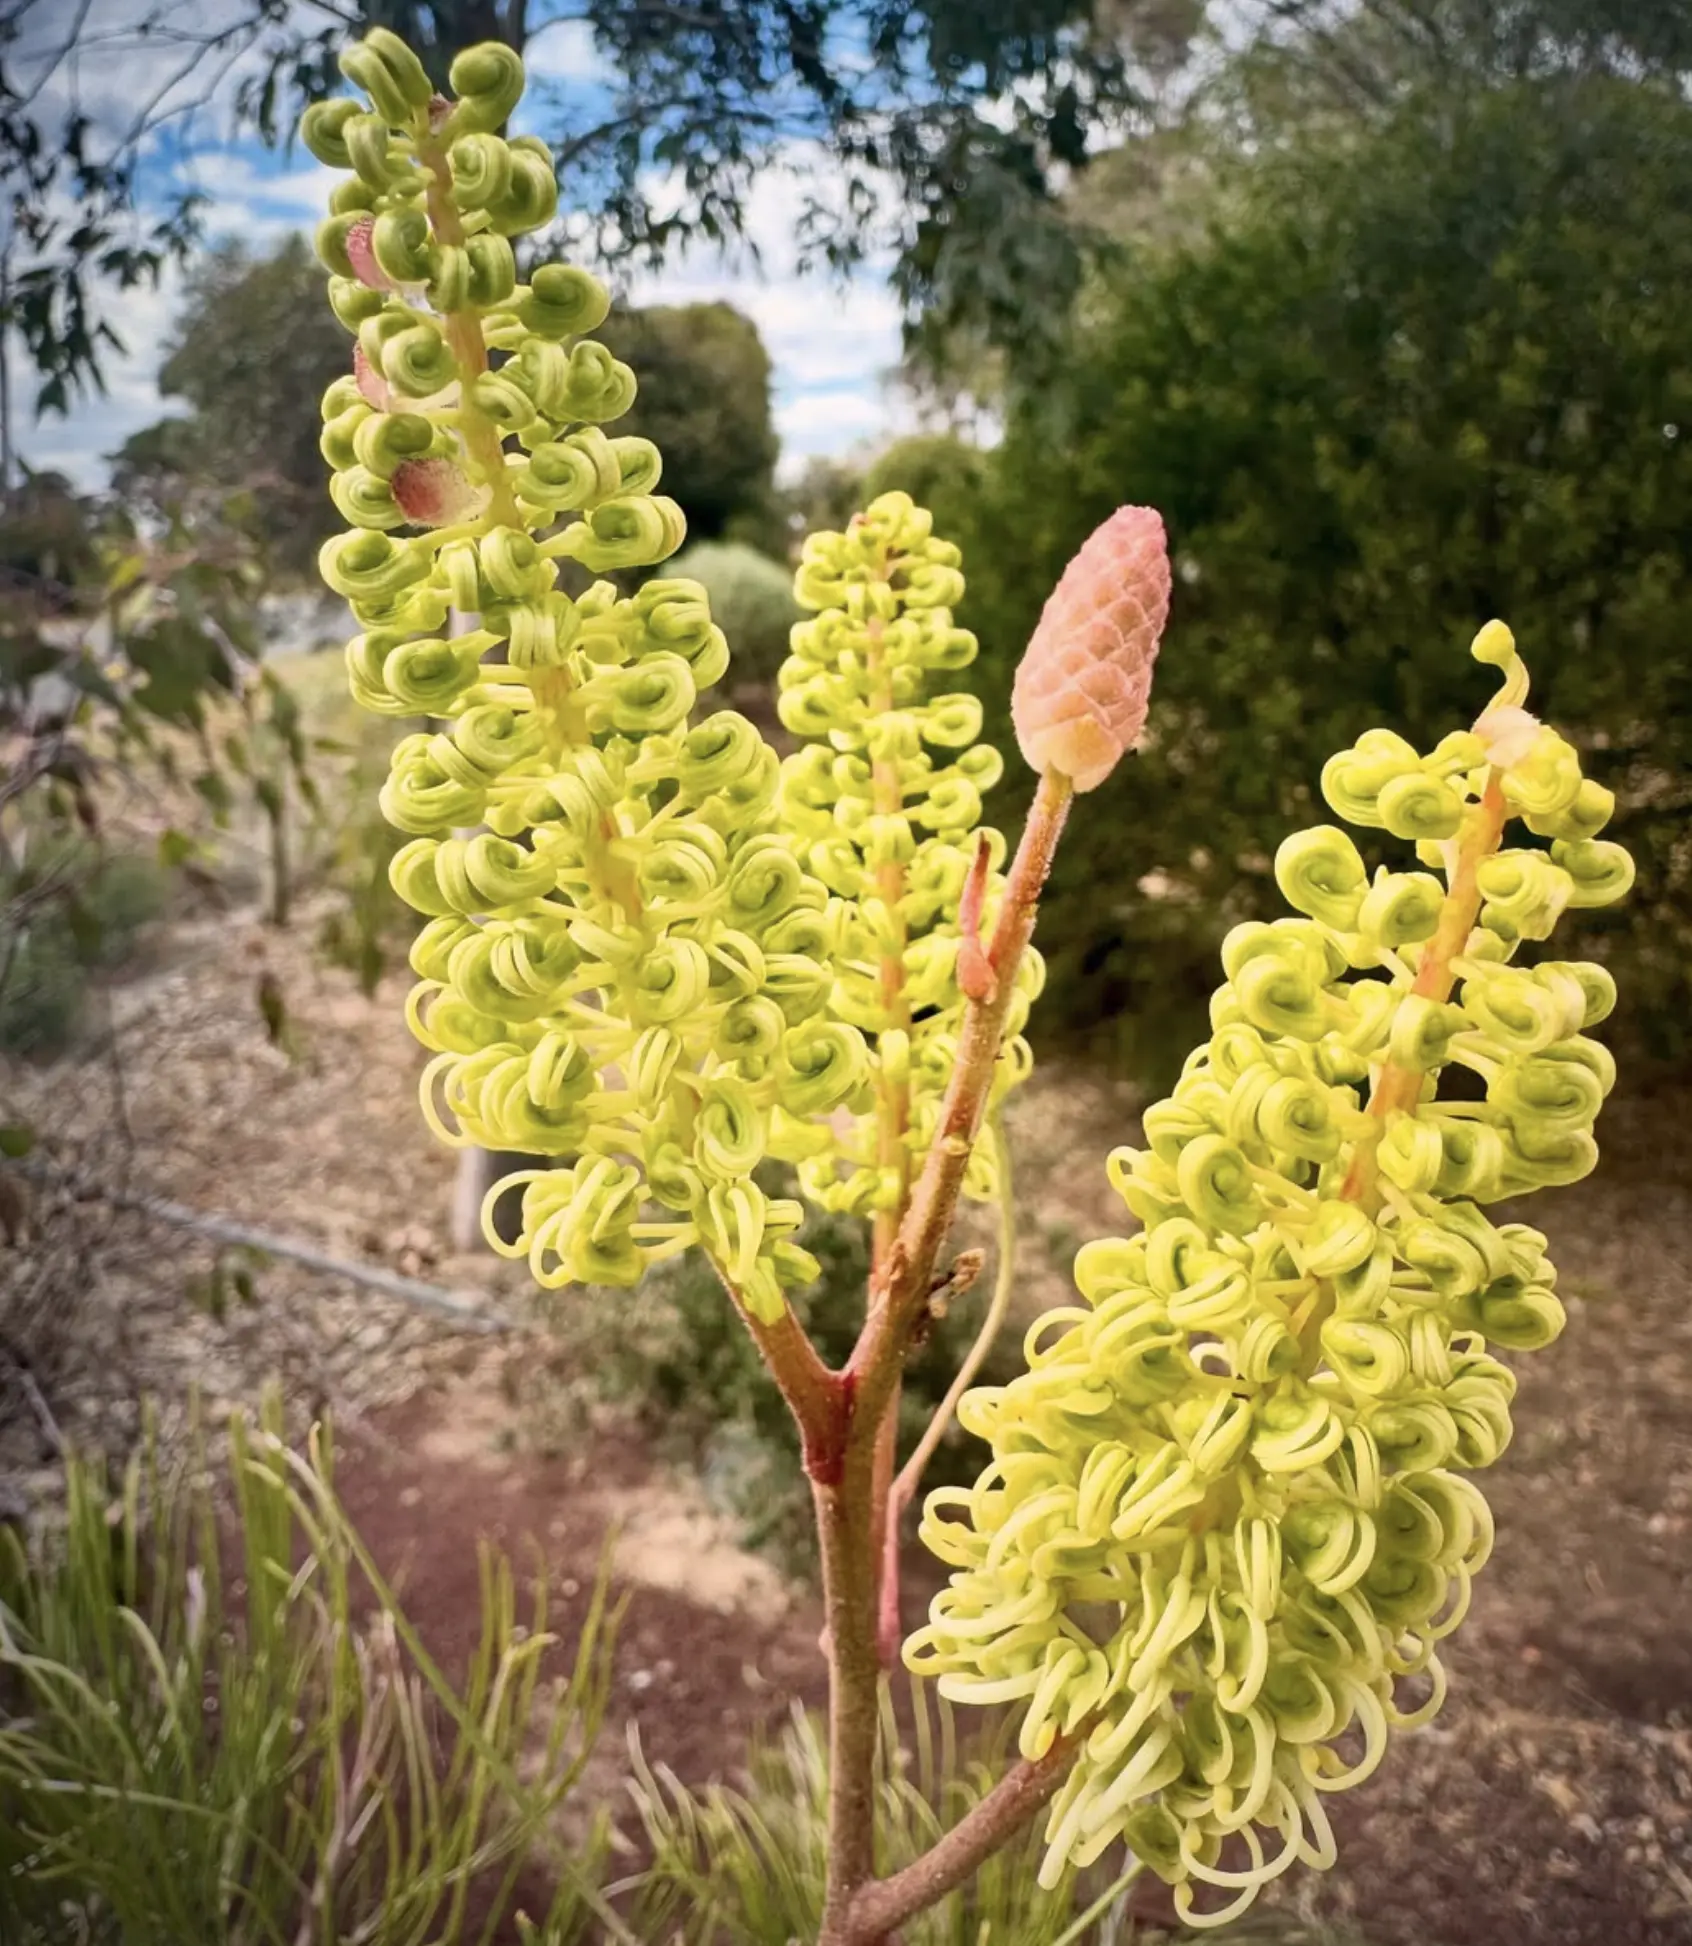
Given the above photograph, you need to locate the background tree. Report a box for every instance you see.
[110,236,350,581]
[1224,0,1692,117]
[782,456,867,555]
[0,0,1180,425]
[595,301,780,554]
[952,67,1692,1079]
[861,435,986,561]
[0,470,100,594]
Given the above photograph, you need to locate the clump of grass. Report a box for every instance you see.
[621,1681,1142,1945]
[0,1398,618,1945]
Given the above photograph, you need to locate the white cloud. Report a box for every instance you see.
[620,153,909,477]
[517,18,611,92]
[190,151,343,244]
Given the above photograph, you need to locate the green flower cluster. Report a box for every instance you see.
[774,492,1041,1222]
[303,32,871,1317]
[907,622,1633,1923]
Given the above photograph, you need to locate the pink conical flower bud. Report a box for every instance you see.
[391,457,489,528]
[1011,506,1171,792]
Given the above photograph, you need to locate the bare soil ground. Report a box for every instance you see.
[2,896,1689,1946]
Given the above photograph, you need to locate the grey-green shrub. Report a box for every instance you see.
[0,844,170,1057]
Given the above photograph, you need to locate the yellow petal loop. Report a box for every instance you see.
[306,34,886,1307]
[777,491,1036,1220]
[908,622,1631,1923]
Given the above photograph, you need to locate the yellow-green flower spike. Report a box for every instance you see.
[773,493,1042,1231]
[906,621,1632,1925]
[305,32,870,1318]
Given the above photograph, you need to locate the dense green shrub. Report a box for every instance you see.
[954,72,1692,1082]
[595,303,781,551]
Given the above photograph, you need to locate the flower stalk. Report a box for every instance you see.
[304,32,1627,1945]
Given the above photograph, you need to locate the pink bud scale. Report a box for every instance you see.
[1011,506,1171,792]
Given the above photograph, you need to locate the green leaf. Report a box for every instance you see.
[0,1125,35,1159]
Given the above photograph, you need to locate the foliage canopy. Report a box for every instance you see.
[0,0,1164,418]
[955,68,1692,1075]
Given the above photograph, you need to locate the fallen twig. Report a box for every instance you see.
[7,1160,518,1336]
[0,1333,65,1455]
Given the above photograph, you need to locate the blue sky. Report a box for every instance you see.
[7,3,913,489]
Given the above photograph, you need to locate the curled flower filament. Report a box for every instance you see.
[908,621,1630,1922]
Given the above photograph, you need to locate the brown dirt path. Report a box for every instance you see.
[4,891,1691,1944]
[333,1383,829,1802]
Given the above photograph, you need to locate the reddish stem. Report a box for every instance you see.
[956,833,997,1003]
[845,1730,1083,1942]
[849,770,1073,1435]
[1340,773,1508,1207]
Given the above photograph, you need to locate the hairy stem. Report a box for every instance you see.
[815,1435,886,1944]
[850,770,1073,1435]
[418,131,522,529]
[709,1261,847,1482]
[878,1119,1016,1661]
[819,767,1074,1941]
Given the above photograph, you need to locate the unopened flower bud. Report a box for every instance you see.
[1473,704,1541,770]
[1011,505,1170,791]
